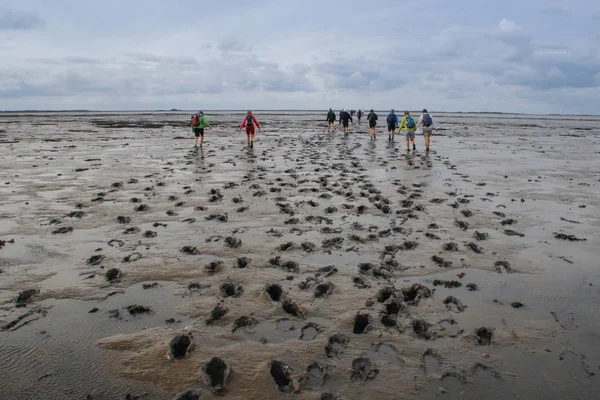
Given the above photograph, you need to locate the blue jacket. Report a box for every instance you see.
[387,113,398,126]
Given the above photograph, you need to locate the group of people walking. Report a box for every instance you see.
[327,108,439,151]
[190,109,438,152]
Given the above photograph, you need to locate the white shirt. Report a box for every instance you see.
[417,113,436,129]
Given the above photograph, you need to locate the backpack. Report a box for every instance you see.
[246,115,254,126]
[191,114,199,127]
[388,113,396,126]
[406,116,415,129]
[423,113,433,127]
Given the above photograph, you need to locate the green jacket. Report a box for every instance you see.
[191,115,210,130]
[397,115,416,132]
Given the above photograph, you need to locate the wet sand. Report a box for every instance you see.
[0,111,599,399]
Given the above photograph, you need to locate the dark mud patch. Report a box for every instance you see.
[122,252,142,262]
[232,315,258,332]
[350,357,379,383]
[236,256,251,268]
[52,226,73,234]
[412,318,435,340]
[314,282,334,298]
[116,216,131,224]
[85,254,104,266]
[432,255,453,268]
[180,246,200,255]
[269,360,296,393]
[142,230,157,238]
[206,304,228,324]
[353,313,372,334]
[220,282,243,298]
[443,242,459,252]
[443,296,467,312]
[475,326,493,345]
[467,242,483,254]
[553,232,587,241]
[201,357,231,393]
[433,280,462,288]
[402,283,432,304]
[105,268,121,282]
[224,236,242,248]
[169,334,194,360]
[205,260,223,273]
[127,304,151,315]
[474,231,489,240]
[14,289,40,307]
[108,239,124,248]
[266,284,283,302]
[325,334,349,358]
[281,300,304,317]
[494,260,512,273]
[504,229,525,237]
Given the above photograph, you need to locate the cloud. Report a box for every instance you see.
[0,8,43,30]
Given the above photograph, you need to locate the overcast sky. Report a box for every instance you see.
[1,0,599,113]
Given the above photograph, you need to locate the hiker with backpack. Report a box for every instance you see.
[417,109,438,152]
[339,109,353,134]
[357,109,363,124]
[386,109,398,141]
[239,111,261,148]
[367,109,378,139]
[326,108,336,132]
[398,110,417,151]
[190,111,211,148]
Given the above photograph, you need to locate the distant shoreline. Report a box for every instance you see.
[1,109,599,117]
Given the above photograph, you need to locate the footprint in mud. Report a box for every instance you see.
[14,289,40,307]
[325,334,349,358]
[123,227,140,234]
[180,246,200,255]
[67,211,86,219]
[175,390,201,400]
[169,334,194,360]
[443,296,467,312]
[504,229,525,237]
[314,282,334,298]
[301,242,316,252]
[402,283,432,304]
[134,204,149,212]
[122,252,142,262]
[412,318,436,340]
[399,240,418,250]
[143,230,157,238]
[105,268,121,282]
[206,303,228,324]
[116,216,131,224]
[278,242,295,251]
[475,327,494,345]
[461,209,473,217]
[353,313,372,334]
[224,236,242,248]
[422,348,441,374]
[455,220,469,230]
[494,260,512,273]
[443,242,459,251]
[306,362,327,388]
[107,239,124,248]
[86,254,104,266]
[205,260,223,273]
[236,257,251,268]
[300,323,320,341]
[439,371,468,395]
[127,304,151,315]
[281,300,304,317]
[201,357,231,393]
[377,287,397,303]
[220,282,243,298]
[232,315,258,332]
[52,226,73,234]
[265,284,283,302]
[432,255,453,268]
[350,357,379,383]
[467,242,483,254]
[269,360,297,393]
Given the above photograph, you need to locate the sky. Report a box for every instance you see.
[1,0,599,113]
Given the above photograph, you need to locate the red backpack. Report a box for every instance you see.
[191,114,199,127]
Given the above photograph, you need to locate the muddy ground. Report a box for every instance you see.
[0,111,599,399]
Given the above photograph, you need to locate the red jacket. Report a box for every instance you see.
[239,115,260,130]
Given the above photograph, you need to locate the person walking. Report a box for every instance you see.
[190,111,211,148]
[367,109,378,139]
[357,109,363,124]
[326,108,336,132]
[398,110,417,151]
[417,109,438,152]
[339,109,353,134]
[386,109,398,141]
[239,111,261,148]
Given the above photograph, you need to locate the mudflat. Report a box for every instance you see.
[0,111,599,399]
